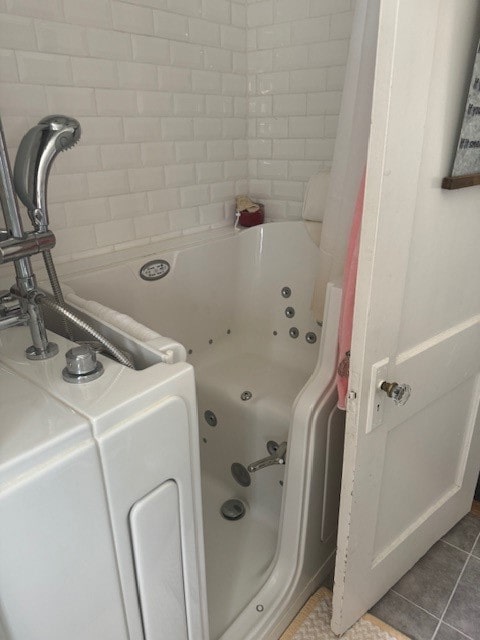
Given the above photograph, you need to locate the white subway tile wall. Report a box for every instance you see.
[247,0,354,219]
[0,0,353,265]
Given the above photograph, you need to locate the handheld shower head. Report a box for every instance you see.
[13,115,81,232]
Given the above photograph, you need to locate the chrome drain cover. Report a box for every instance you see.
[220,499,246,521]
[231,462,251,487]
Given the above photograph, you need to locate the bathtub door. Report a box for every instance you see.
[331,0,480,634]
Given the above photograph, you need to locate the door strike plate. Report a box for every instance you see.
[366,358,389,433]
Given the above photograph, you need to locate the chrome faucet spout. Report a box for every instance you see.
[247,441,287,473]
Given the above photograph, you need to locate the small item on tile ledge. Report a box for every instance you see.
[235,195,265,228]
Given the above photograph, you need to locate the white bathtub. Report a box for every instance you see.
[61,220,345,640]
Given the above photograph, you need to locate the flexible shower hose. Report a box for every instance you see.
[42,248,134,368]
[37,293,135,369]
[43,249,65,305]
[42,248,72,340]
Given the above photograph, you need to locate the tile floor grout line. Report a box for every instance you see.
[440,538,473,554]
[440,620,475,640]
[389,588,440,620]
[430,529,480,640]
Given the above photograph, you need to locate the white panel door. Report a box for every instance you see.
[331,0,480,633]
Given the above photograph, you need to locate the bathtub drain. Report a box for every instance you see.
[220,499,246,521]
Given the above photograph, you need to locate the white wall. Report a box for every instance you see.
[0,0,354,267]
[247,0,354,219]
[0,0,248,265]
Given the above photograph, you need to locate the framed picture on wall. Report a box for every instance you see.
[442,37,480,189]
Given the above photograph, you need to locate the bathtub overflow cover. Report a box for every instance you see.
[139,259,170,281]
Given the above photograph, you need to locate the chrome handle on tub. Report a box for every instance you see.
[247,441,287,473]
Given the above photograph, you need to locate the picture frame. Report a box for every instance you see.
[442,37,480,189]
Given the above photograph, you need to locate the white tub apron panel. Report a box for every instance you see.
[0,326,209,640]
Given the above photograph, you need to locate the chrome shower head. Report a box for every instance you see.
[13,115,81,232]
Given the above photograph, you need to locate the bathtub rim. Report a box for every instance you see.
[36,221,311,284]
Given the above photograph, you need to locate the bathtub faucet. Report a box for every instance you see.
[247,441,287,473]
[0,115,135,369]
[0,116,58,359]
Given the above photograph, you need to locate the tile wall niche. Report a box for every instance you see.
[0,0,354,267]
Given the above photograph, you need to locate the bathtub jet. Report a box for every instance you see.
[231,462,251,487]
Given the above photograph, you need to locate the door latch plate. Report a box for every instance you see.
[366,358,389,433]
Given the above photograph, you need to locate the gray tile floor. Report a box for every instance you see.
[370,512,480,640]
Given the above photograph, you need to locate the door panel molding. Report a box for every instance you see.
[383,314,480,431]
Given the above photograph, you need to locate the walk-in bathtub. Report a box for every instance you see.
[60,220,345,640]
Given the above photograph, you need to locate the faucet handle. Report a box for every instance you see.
[247,441,287,473]
[0,289,18,309]
[0,289,26,327]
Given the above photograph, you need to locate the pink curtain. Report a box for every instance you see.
[336,173,366,410]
